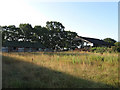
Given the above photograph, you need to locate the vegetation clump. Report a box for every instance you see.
[90,46,120,53]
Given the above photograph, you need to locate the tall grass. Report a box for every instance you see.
[2,51,119,88]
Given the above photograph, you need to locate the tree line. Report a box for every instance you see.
[0,21,119,51]
[1,21,81,50]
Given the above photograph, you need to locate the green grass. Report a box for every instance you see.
[2,51,119,88]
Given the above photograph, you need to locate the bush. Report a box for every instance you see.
[114,42,120,46]
[90,47,96,52]
[111,46,120,52]
[90,46,120,53]
[90,47,107,53]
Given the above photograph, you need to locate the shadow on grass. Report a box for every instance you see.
[2,55,116,88]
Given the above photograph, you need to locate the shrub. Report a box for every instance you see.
[90,47,107,53]
[114,42,120,46]
[90,47,96,52]
[90,46,120,53]
[111,46,120,52]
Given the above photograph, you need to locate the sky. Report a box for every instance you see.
[0,0,118,41]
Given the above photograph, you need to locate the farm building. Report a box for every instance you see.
[74,36,110,48]
[2,41,47,52]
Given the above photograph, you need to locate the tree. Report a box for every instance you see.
[1,25,19,42]
[46,21,66,50]
[33,26,42,42]
[34,26,50,48]
[46,21,78,50]
[1,21,79,51]
[19,24,33,41]
[103,38,116,46]
[46,21,65,31]
[7,25,20,41]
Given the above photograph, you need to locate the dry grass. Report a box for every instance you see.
[2,51,119,88]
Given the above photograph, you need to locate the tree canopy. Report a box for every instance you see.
[103,38,116,46]
[1,21,79,51]
[2,21,115,51]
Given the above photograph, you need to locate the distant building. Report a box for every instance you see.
[74,36,110,48]
[2,41,47,52]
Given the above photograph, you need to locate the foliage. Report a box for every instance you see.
[111,46,120,52]
[90,46,120,53]
[19,24,33,41]
[90,47,107,53]
[45,21,78,50]
[114,42,120,46]
[103,38,116,46]
[1,22,117,52]
[46,21,65,31]
[1,21,79,51]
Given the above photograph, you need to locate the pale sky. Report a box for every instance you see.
[0,0,118,41]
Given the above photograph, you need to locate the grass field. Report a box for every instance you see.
[2,51,119,88]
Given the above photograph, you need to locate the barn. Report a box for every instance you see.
[74,36,110,48]
[2,41,46,52]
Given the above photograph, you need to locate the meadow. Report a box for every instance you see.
[2,51,119,88]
